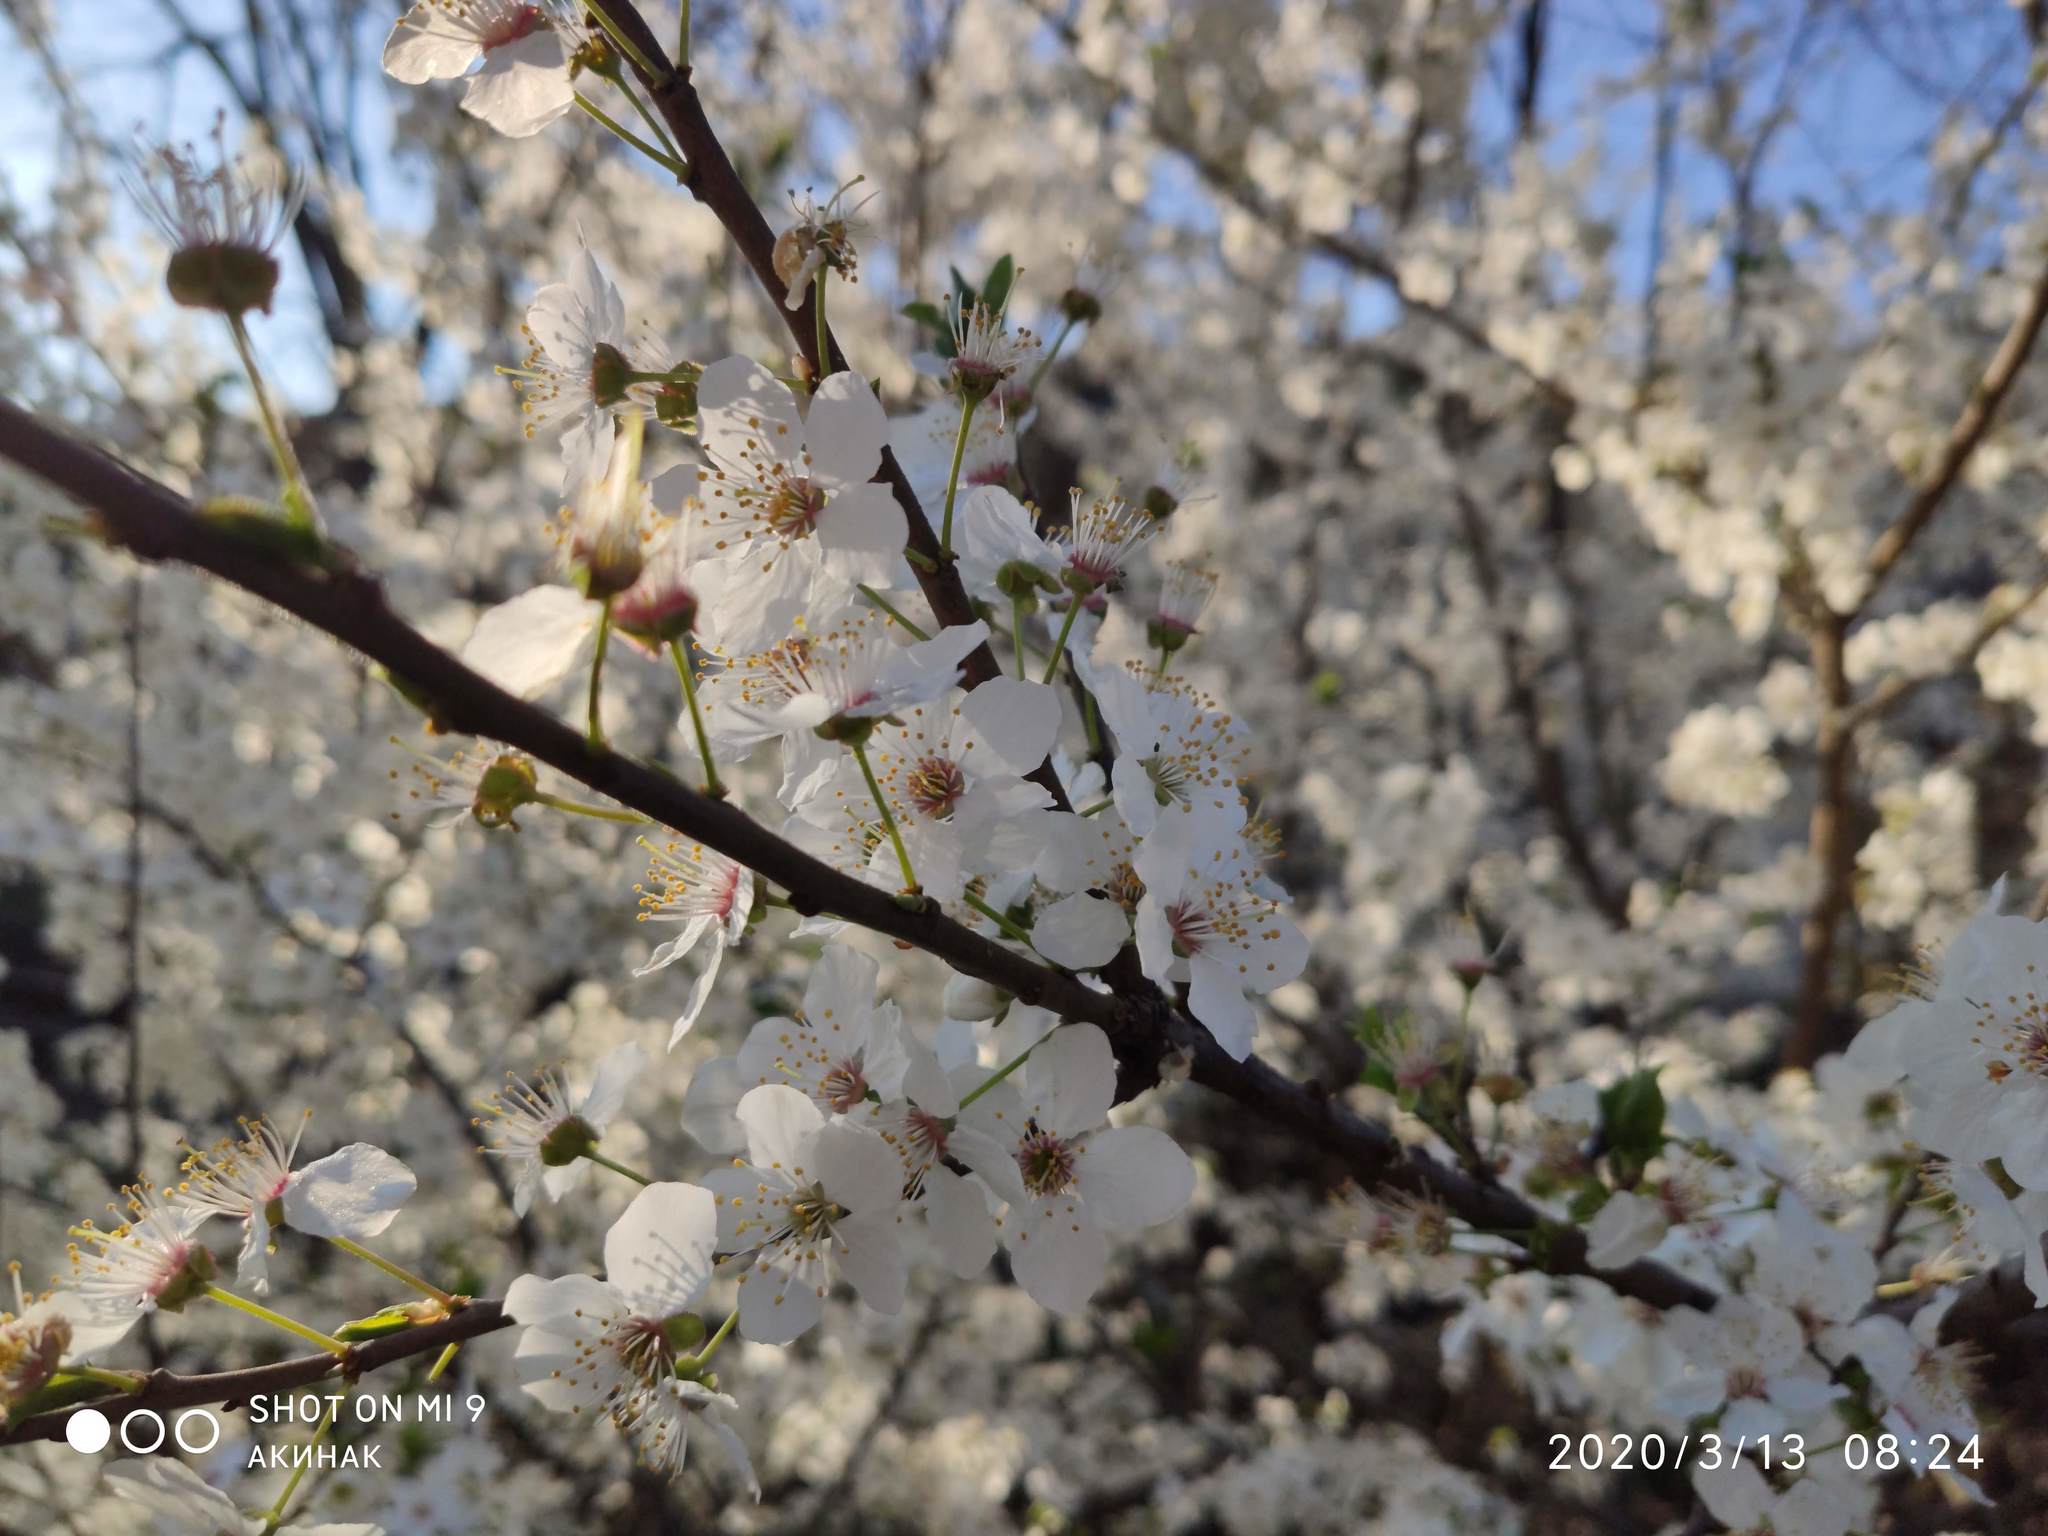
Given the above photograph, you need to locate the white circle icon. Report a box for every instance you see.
[174,1408,222,1454]
[64,1408,111,1455]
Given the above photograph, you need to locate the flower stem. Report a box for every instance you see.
[851,739,918,893]
[1083,690,1102,756]
[693,1309,738,1367]
[258,1388,341,1533]
[573,92,688,178]
[534,791,648,824]
[1078,798,1113,817]
[938,394,977,558]
[813,268,832,383]
[1010,593,1029,676]
[1041,601,1083,684]
[1154,644,1172,680]
[678,0,691,68]
[226,313,317,532]
[1025,314,1076,396]
[957,1023,1059,1111]
[325,1235,457,1309]
[668,640,728,798]
[428,1342,462,1383]
[204,1285,349,1358]
[614,74,684,166]
[857,584,931,641]
[963,890,1033,946]
[581,1148,653,1186]
[586,596,614,749]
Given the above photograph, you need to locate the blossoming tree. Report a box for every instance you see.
[5,1,2048,1532]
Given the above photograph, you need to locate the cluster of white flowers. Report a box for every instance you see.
[10,1,2048,1530]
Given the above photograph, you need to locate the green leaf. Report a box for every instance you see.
[981,254,1016,314]
[1597,1068,1665,1162]
[901,300,946,328]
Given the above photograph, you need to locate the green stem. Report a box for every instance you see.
[573,92,688,178]
[851,739,918,893]
[581,1148,653,1186]
[1154,644,1172,680]
[668,640,728,797]
[258,1389,341,1533]
[760,892,795,910]
[813,268,832,383]
[614,74,684,165]
[1083,690,1102,756]
[586,597,614,749]
[693,1309,738,1367]
[533,791,648,824]
[1010,593,1029,676]
[226,312,317,531]
[1025,314,1076,395]
[938,394,977,558]
[957,1023,1059,1111]
[427,1342,461,1383]
[857,584,931,641]
[325,1235,457,1308]
[678,0,690,68]
[204,1285,348,1358]
[1041,600,1083,684]
[963,890,1033,946]
[1078,798,1113,817]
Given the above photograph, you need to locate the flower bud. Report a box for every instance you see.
[944,974,1009,1021]
[473,753,541,829]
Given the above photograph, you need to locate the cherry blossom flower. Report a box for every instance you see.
[1050,491,1157,594]
[1691,1457,1851,1536]
[1881,895,2048,1190]
[508,247,670,491]
[736,946,908,1112]
[692,357,905,650]
[105,1456,384,1535]
[391,742,540,829]
[61,1185,214,1340]
[1925,1158,2048,1304]
[951,486,1061,608]
[893,399,1018,511]
[701,610,988,804]
[1134,813,1308,1060]
[947,298,1039,406]
[1029,800,1145,971]
[1830,1296,1985,1490]
[460,426,701,699]
[860,1039,1012,1279]
[124,117,305,315]
[1148,562,1218,655]
[1750,1193,1877,1336]
[476,1042,646,1215]
[771,179,874,307]
[0,1273,124,1423]
[1657,1295,1838,1440]
[702,1085,907,1344]
[177,1114,416,1294]
[505,1182,755,1492]
[958,1023,1194,1314]
[381,0,579,139]
[634,841,753,1046]
[1083,660,1250,838]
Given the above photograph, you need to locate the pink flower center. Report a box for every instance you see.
[905,1107,949,1159]
[906,755,966,818]
[820,1057,869,1114]
[1166,902,1211,957]
[480,5,545,50]
[766,477,827,538]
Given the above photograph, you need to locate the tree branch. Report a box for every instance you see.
[0,397,1721,1321]
[0,1300,508,1447]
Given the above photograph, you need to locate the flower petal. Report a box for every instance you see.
[281,1144,416,1240]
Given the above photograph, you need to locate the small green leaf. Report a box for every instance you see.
[1597,1068,1665,1162]
[981,254,1016,314]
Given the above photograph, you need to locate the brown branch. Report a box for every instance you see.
[1786,610,1857,1069]
[1858,260,2048,611]
[0,1300,508,1447]
[1452,488,1627,927]
[0,397,1722,1321]
[585,0,1018,703]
